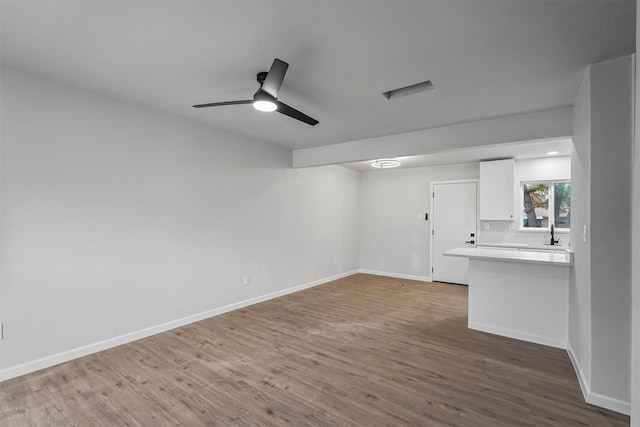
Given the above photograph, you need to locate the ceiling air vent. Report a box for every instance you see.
[383,80,434,100]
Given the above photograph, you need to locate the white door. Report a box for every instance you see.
[432,181,477,285]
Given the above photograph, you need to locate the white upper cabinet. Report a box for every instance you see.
[479,159,515,221]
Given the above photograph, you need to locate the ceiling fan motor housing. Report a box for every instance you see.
[257,71,268,85]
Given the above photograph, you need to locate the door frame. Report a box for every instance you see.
[429,179,479,282]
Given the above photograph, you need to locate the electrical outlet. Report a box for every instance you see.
[334,257,338,265]
[243,275,250,286]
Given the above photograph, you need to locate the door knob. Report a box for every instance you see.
[465,240,475,244]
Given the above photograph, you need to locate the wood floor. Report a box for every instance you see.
[0,274,630,426]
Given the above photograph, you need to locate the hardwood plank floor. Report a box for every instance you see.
[0,274,630,426]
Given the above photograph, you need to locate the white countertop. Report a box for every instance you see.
[445,247,573,266]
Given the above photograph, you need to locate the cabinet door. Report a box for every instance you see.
[479,159,514,220]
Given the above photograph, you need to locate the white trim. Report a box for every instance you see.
[468,321,566,349]
[566,343,631,415]
[358,269,431,282]
[518,180,572,232]
[0,270,357,382]
[567,343,590,402]
[587,391,631,416]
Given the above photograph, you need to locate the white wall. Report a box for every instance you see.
[570,67,593,396]
[0,65,360,379]
[569,55,633,414]
[479,156,571,246]
[358,163,478,280]
[633,34,640,427]
[590,55,633,407]
[515,156,571,183]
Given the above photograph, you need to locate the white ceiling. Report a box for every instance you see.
[0,1,635,156]
[342,138,573,171]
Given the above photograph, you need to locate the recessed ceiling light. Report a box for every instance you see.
[383,80,434,100]
[546,151,559,156]
[371,159,401,168]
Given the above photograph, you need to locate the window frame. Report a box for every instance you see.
[519,179,571,232]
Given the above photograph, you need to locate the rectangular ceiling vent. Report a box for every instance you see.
[383,80,434,100]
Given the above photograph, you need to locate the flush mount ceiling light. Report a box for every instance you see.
[546,151,560,156]
[383,80,434,100]
[371,159,401,168]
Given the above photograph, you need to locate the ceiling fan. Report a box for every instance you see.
[193,58,319,126]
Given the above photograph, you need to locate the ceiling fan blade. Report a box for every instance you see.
[276,101,319,126]
[261,59,289,99]
[193,100,252,108]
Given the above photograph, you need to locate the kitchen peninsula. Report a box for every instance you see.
[445,247,573,349]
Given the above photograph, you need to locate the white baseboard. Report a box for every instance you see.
[0,270,358,382]
[358,269,432,282]
[468,321,566,349]
[588,390,631,416]
[566,343,590,402]
[566,344,631,416]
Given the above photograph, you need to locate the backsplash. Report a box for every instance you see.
[478,220,570,247]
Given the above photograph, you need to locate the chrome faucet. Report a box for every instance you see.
[550,224,559,245]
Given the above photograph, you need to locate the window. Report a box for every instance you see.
[521,181,571,230]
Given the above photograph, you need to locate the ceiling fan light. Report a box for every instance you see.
[253,91,278,112]
[253,99,277,112]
